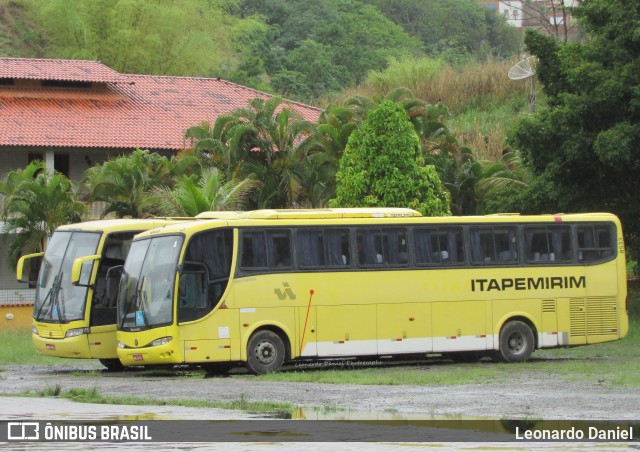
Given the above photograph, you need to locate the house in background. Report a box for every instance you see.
[0,57,321,306]
[480,0,580,40]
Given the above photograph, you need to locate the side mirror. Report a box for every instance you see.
[16,252,44,285]
[71,254,101,287]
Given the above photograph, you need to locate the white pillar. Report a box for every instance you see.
[45,150,55,173]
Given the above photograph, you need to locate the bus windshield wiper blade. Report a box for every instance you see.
[35,272,62,321]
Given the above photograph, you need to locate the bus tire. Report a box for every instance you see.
[498,320,534,362]
[246,330,285,375]
[99,358,124,372]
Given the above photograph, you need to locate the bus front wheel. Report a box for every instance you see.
[246,330,285,375]
[498,321,534,363]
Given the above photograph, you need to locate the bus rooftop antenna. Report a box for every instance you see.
[508,56,536,111]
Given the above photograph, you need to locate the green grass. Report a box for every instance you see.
[0,329,59,365]
[255,318,640,387]
[19,386,295,415]
[255,362,504,386]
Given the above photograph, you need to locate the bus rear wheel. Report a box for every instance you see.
[498,320,534,362]
[99,358,124,372]
[246,330,285,375]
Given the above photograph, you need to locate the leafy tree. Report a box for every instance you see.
[252,0,421,94]
[1,162,86,262]
[30,0,241,76]
[365,0,521,61]
[330,100,450,215]
[509,1,640,254]
[283,39,352,98]
[83,149,171,218]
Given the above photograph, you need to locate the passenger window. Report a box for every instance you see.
[356,228,408,267]
[297,229,350,268]
[524,225,572,263]
[470,226,518,264]
[241,231,267,269]
[577,224,614,262]
[268,230,292,269]
[240,229,291,271]
[414,227,463,265]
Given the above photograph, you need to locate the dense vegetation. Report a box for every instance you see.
[1,0,521,102]
[2,0,640,268]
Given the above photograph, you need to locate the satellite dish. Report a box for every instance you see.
[508,57,536,111]
[508,57,536,80]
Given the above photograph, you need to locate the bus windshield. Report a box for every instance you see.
[34,231,101,323]
[118,235,184,331]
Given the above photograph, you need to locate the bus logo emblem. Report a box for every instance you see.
[274,282,296,300]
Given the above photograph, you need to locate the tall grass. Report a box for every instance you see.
[335,56,530,115]
[326,56,533,162]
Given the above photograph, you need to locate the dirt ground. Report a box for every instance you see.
[1,360,639,421]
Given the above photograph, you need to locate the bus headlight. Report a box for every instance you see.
[32,325,38,335]
[148,336,173,347]
[118,342,126,349]
[65,328,90,338]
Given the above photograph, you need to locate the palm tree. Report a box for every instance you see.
[149,168,261,216]
[298,104,358,204]
[216,97,319,208]
[83,149,172,218]
[1,165,86,262]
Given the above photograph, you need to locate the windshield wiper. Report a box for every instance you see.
[35,272,63,322]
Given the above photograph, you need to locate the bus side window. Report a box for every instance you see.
[415,227,462,265]
[326,229,350,266]
[577,224,614,262]
[383,229,408,265]
[297,230,324,267]
[356,229,383,266]
[470,227,517,264]
[525,225,572,263]
[267,230,292,269]
[297,229,349,268]
[178,263,208,323]
[241,231,267,269]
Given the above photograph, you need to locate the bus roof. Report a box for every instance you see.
[56,218,188,233]
[130,210,621,240]
[195,211,243,220]
[235,208,422,219]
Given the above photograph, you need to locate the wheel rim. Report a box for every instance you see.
[508,332,526,355]
[253,340,277,366]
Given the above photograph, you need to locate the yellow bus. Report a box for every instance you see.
[17,212,238,370]
[17,219,187,370]
[115,208,628,374]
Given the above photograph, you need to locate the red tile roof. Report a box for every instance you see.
[0,58,322,151]
[0,57,127,83]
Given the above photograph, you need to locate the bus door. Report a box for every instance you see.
[87,232,136,358]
